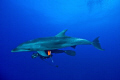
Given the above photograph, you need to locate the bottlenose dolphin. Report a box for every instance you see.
[11,29,104,57]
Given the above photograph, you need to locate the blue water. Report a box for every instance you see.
[1,0,120,80]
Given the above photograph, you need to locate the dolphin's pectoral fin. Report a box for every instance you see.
[64,50,76,56]
[55,29,68,37]
[92,37,104,51]
[71,45,76,49]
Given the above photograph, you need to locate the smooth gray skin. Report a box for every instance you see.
[11,29,103,53]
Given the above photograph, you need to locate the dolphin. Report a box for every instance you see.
[11,29,104,57]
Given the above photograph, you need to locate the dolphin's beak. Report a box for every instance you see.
[11,48,19,52]
[11,50,14,52]
[11,47,31,52]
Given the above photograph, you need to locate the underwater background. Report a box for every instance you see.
[0,0,120,80]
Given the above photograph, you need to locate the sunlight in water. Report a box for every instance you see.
[10,0,119,24]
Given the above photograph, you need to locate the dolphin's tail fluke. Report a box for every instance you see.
[92,37,104,51]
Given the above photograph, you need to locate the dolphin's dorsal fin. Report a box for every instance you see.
[55,29,68,37]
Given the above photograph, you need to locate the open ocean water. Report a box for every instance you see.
[0,0,120,80]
